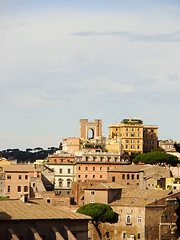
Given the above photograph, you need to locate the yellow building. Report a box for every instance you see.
[106,117,158,156]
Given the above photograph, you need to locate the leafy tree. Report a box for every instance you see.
[77,203,118,239]
[132,151,179,166]
[1,147,59,163]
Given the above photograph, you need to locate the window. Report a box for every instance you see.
[137,145,140,149]
[91,200,95,203]
[68,169,71,174]
[122,232,126,239]
[137,174,139,180]
[137,140,139,143]
[127,174,130,179]
[24,186,28,192]
[100,175,102,178]
[151,129,154,132]
[67,181,71,187]
[85,175,87,178]
[7,186,10,192]
[47,199,51,203]
[7,175,11,179]
[78,175,81,178]
[137,216,142,223]
[131,133,134,137]
[132,174,134,179]
[131,145,134,149]
[100,167,102,171]
[25,175,28,179]
[107,167,109,170]
[138,233,140,239]
[78,166,81,170]
[132,128,134,131]
[106,232,109,238]
[93,166,95,171]
[33,182,35,187]
[67,191,70,194]
[17,186,21,192]
[85,166,88,171]
[19,175,22,179]
[93,175,95,178]
[91,191,95,195]
[122,174,125,179]
[126,145,128,149]
[59,169,62,173]
[126,128,128,131]
[131,140,134,143]
[126,215,132,225]
[112,176,115,182]
[126,133,128,137]
[137,133,140,137]
[126,140,129,143]
[137,128,139,131]
[59,181,62,187]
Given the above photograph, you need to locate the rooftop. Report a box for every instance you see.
[84,182,126,190]
[110,189,172,207]
[0,198,91,220]
[2,164,35,172]
[109,164,152,172]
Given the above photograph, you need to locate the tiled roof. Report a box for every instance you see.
[84,182,126,190]
[2,165,35,172]
[0,199,91,220]
[109,164,152,172]
[110,189,172,207]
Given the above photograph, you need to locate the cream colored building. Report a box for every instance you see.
[107,117,158,155]
[46,162,76,195]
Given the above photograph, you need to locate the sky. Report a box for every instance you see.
[0,0,180,150]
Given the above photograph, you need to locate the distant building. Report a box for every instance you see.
[62,137,81,154]
[107,116,158,155]
[0,164,41,199]
[159,139,176,152]
[79,119,102,140]
[47,152,75,163]
[107,164,170,189]
[46,162,76,196]
[76,152,130,182]
[83,182,124,205]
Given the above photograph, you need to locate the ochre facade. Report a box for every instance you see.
[107,117,158,155]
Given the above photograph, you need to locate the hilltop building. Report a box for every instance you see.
[107,117,158,156]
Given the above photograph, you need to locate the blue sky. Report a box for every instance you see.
[0,0,180,149]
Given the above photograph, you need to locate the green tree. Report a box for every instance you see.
[132,151,179,166]
[77,203,118,239]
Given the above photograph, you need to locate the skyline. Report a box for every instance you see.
[0,0,180,150]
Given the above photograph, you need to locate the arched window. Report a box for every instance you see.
[67,179,71,187]
[59,178,63,187]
